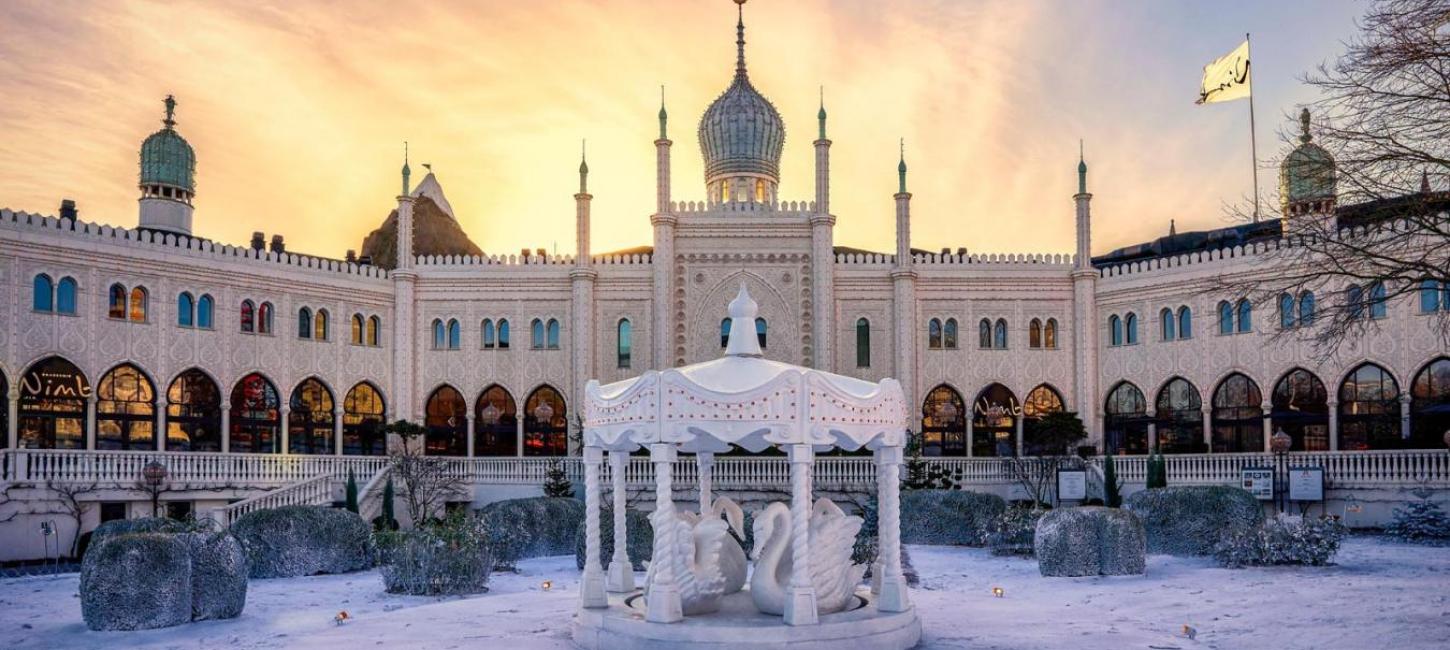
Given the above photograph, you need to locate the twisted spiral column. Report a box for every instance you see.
[784,444,818,625]
[606,449,634,592]
[646,443,682,623]
[697,452,714,515]
[870,448,885,595]
[580,446,607,608]
[876,445,910,612]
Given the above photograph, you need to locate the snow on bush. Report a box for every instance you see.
[901,490,1006,546]
[376,513,495,595]
[1384,491,1450,544]
[1212,515,1348,568]
[88,517,198,553]
[1123,486,1263,556]
[1035,506,1146,577]
[479,497,583,570]
[180,531,248,621]
[987,505,1044,556]
[231,506,373,578]
[574,506,654,571]
[80,533,193,631]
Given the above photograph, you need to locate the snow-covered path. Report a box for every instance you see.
[2,536,1447,649]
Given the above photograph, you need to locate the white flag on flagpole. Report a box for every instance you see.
[1197,40,1251,104]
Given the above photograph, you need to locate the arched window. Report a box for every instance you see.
[1271,368,1329,451]
[54,276,77,314]
[719,180,729,203]
[258,302,274,334]
[314,309,329,341]
[617,319,632,368]
[298,307,313,339]
[1346,285,1364,320]
[241,300,256,333]
[721,318,731,348]
[921,385,966,456]
[1235,299,1252,333]
[32,274,54,312]
[973,383,1019,457]
[1338,363,1400,450]
[96,364,155,451]
[177,292,195,327]
[229,373,281,454]
[928,318,942,349]
[1029,319,1043,348]
[197,294,213,329]
[424,385,468,456]
[496,318,509,349]
[289,378,335,455]
[351,314,364,345]
[1044,318,1057,348]
[943,318,958,349]
[431,319,445,349]
[1177,306,1192,339]
[754,178,767,203]
[1103,381,1148,455]
[1411,358,1450,449]
[342,382,386,456]
[1368,281,1387,319]
[1218,301,1233,334]
[993,319,1008,349]
[524,385,568,456]
[482,318,496,349]
[475,384,518,456]
[856,318,870,368]
[165,369,220,452]
[1154,378,1203,454]
[368,315,381,346]
[447,319,461,350]
[17,357,89,449]
[1022,384,1065,456]
[129,286,148,322]
[1123,313,1138,345]
[1279,293,1296,329]
[108,283,127,319]
[1212,373,1263,453]
[1298,291,1315,325]
[1160,308,1175,341]
[1109,314,1123,346]
[979,319,992,349]
[547,319,561,349]
[531,318,545,349]
[755,317,767,348]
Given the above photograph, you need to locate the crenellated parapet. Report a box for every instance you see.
[833,251,1076,266]
[669,200,818,216]
[411,252,654,267]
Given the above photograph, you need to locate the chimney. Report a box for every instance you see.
[59,199,78,220]
[358,255,373,266]
[939,247,950,256]
[536,248,547,259]
[521,248,530,258]
[250,232,265,250]
[269,234,286,254]
[346,249,357,263]
[956,247,967,256]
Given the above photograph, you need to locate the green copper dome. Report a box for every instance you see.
[139,96,196,193]
[1279,108,1335,212]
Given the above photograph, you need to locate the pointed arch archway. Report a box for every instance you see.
[1270,368,1329,451]
[424,385,468,456]
[972,383,1019,457]
[921,384,966,456]
[1212,373,1264,453]
[342,382,386,456]
[523,385,568,456]
[230,373,281,454]
[1411,357,1450,449]
[1338,362,1401,450]
[475,384,519,456]
[166,368,221,452]
[1103,381,1148,455]
[96,363,156,451]
[1154,377,1204,453]
[1022,383,1065,456]
[288,378,335,455]
[18,356,90,449]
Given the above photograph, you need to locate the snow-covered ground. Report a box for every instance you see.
[2,536,1447,649]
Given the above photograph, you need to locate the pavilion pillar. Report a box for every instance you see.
[1327,401,1339,451]
[870,448,885,595]
[220,400,231,453]
[581,445,608,608]
[645,443,682,623]
[155,398,166,451]
[606,449,634,592]
[6,385,18,450]
[784,443,818,626]
[875,445,910,613]
[697,451,714,514]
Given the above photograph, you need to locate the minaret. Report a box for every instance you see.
[1071,143,1101,446]
[137,95,198,235]
[391,144,419,429]
[653,88,678,368]
[571,142,598,432]
[809,90,836,370]
[891,140,918,413]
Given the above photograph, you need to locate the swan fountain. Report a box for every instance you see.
[574,284,920,649]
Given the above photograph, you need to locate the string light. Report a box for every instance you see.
[992,586,1004,598]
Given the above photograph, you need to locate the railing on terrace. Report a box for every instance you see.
[214,473,337,528]
[1,449,387,487]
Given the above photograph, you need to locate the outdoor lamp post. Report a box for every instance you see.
[1270,428,1292,514]
[142,460,169,517]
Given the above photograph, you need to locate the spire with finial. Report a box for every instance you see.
[162,95,177,129]
[1169,219,1177,238]
[1298,108,1313,144]
[578,139,589,193]
[1421,169,1431,194]
[658,85,668,139]
[817,86,827,140]
[401,142,411,196]
[723,283,762,357]
[897,138,908,194]
[1077,139,1088,195]
[734,0,749,81]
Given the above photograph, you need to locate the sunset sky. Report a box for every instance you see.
[0,0,1365,260]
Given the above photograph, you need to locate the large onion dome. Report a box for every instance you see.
[139,96,196,193]
[698,2,785,189]
[1279,108,1336,216]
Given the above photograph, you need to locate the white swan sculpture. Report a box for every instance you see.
[679,497,749,595]
[749,498,868,616]
[643,507,731,615]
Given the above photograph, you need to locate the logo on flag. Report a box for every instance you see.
[1197,40,1251,104]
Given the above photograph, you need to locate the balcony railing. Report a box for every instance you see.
[1,449,387,487]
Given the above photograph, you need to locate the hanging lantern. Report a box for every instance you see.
[534,401,555,423]
[1270,428,1292,454]
[480,402,502,426]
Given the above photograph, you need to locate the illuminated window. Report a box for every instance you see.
[367,315,381,346]
[314,309,329,340]
[351,314,364,344]
[754,179,766,203]
[129,287,147,322]
[1029,318,1042,348]
[240,300,256,333]
[258,302,274,334]
[1044,318,1057,349]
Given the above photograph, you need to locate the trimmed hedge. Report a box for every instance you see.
[89,517,197,554]
[181,531,248,621]
[575,506,654,571]
[1124,486,1264,556]
[1035,506,1146,576]
[478,497,584,570]
[231,506,373,578]
[901,490,1006,546]
[80,534,193,631]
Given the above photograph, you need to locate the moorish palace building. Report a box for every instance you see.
[1,7,1448,560]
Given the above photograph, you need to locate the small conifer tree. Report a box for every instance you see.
[542,459,574,498]
[1102,453,1123,507]
[381,476,397,530]
[345,470,360,513]
[1385,489,1450,543]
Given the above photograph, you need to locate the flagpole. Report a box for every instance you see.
[1246,32,1260,221]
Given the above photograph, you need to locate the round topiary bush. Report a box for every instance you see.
[479,497,583,570]
[376,514,495,595]
[575,506,654,571]
[181,531,248,621]
[231,506,372,578]
[81,533,193,631]
[88,517,197,555]
[900,490,1006,546]
[1035,506,1146,577]
[1123,486,1264,556]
